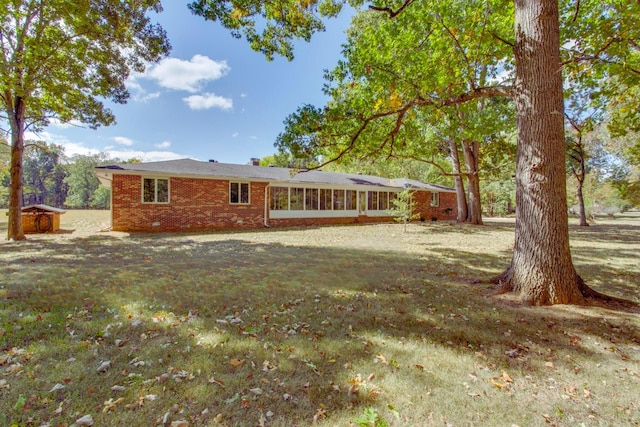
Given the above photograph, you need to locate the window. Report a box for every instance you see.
[368,191,378,210]
[143,178,169,203]
[291,187,305,210]
[378,192,389,210]
[319,189,332,210]
[270,186,289,210]
[230,182,250,204]
[431,192,439,207]
[345,190,357,210]
[305,188,318,210]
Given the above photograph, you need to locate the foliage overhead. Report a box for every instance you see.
[0,0,171,132]
[189,0,345,61]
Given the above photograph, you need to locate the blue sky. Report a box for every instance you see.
[27,2,354,164]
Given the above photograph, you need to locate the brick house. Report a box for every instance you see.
[94,158,457,232]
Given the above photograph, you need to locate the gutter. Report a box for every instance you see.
[263,184,270,227]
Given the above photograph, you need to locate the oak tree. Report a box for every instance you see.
[1,0,170,240]
[190,0,639,305]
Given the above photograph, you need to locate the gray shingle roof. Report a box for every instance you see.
[96,158,455,192]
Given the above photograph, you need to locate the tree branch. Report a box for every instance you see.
[572,0,581,23]
[369,0,416,18]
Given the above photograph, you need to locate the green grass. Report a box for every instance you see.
[0,210,639,426]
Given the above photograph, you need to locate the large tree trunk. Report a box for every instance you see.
[448,139,469,223]
[495,0,584,305]
[462,140,483,225]
[7,97,27,241]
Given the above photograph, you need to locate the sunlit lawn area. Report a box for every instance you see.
[1,210,639,426]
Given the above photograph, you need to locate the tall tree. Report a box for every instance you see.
[0,136,9,207]
[22,142,67,207]
[190,0,639,305]
[1,0,170,240]
[64,153,111,209]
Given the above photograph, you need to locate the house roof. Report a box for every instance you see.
[95,158,455,192]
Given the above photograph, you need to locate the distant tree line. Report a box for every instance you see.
[0,139,135,210]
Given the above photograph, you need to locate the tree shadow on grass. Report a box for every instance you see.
[2,230,640,425]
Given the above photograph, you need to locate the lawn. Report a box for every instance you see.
[1,210,639,426]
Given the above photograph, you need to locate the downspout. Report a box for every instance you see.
[264,184,270,227]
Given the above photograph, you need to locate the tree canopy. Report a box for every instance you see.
[1,0,171,240]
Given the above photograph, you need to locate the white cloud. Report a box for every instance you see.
[147,55,230,93]
[24,130,186,163]
[155,140,171,148]
[113,136,134,146]
[48,119,84,129]
[240,93,248,98]
[183,93,233,111]
[232,132,239,138]
[104,149,184,163]
[126,76,162,103]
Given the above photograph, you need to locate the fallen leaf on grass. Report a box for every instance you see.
[76,414,94,426]
[375,354,388,365]
[171,421,189,427]
[96,360,111,372]
[208,377,225,387]
[103,397,125,412]
[491,371,513,389]
[229,358,245,368]
[49,383,65,393]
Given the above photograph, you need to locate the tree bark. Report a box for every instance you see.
[462,140,483,225]
[7,96,27,241]
[448,139,469,223]
[495,0,584,304]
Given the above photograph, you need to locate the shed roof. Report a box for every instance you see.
[22,204,66,214]
[95,159,456,192]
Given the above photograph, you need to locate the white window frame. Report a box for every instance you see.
[142,177,169,204]
[230,181,250,204]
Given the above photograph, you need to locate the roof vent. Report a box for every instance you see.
[209,159,217,163]
[248,158,260,166]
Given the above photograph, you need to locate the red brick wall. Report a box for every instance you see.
[112,175,267,231]
[111,175,458,232]
[412,191,458,221]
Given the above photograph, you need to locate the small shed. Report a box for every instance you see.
[21,204,66,233]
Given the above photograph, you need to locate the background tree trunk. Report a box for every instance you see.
[575,142,589,226]
[448,139,469,223]
[576,170,588,226]
[496,0,584,304]
[462,140,483,225]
